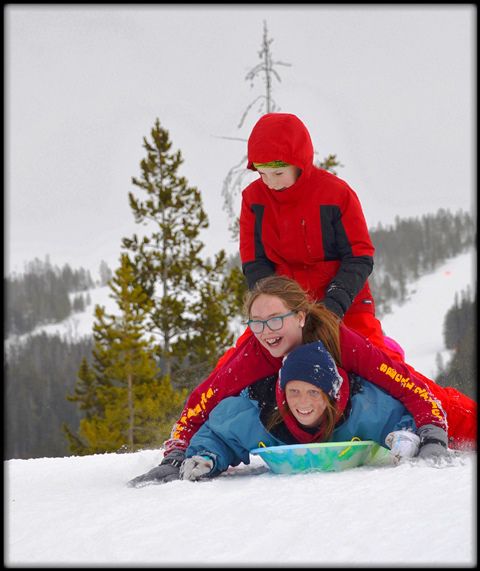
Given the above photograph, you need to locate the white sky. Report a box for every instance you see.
[5,5,475,278]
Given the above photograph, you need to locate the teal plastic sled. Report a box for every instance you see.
[250,440,394,474]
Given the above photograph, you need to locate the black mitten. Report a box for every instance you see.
[319,282,353,319]
[321,297,345,318]
[127,449,185,488]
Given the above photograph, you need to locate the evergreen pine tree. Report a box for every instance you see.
[65,254,187,454]
[122,118,241,387]
[171,253,246,391]
[63,357,98,455]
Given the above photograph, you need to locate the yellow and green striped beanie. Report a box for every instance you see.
[252,160,291,169]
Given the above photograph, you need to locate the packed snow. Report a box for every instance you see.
[5,249,476,567]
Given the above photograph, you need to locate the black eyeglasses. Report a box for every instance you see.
[246,311,296,334]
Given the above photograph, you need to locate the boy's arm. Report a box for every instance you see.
[239,196,276,289]
[322,256,373,317]
[321,188,375,317]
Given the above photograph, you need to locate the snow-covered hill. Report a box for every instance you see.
[5,450,475,566]
[6,285,117,348]
[5,249,476,566]
[380,249,475,378]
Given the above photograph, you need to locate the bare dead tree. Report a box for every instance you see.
[238,20,292,128]
[219,20,291,240]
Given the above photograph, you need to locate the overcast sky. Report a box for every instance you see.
[5,5,475,278]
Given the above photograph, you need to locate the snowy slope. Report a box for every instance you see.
[4,249,476,567]
[5,451,475,566]
[381,249,475,378]
[6,285,117,346]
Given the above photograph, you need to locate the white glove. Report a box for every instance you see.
[180,455,214,481]
[385,430,420,461]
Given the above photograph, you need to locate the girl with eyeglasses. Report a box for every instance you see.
[128,276,475,486]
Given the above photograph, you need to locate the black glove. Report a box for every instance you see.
[127,449,185,488]
[417,424,449,460]
[321,297,345,318]
[320,282,353,319]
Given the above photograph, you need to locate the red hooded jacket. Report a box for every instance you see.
[240,113,376,318]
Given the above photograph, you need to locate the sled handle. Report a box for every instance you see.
[338,436,361,458]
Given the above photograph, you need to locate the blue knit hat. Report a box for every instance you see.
[279,341,344,401]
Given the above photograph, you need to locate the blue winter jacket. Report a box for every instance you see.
[185,376,416,476]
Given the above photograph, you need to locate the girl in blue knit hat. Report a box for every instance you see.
[179,337,422,481]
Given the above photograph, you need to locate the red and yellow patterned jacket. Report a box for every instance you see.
[164,327,448,455]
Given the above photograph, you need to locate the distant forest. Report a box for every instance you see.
[5,334,93,459]
[436,286,476,400]
[368,208,475,317]
[5,258,112,338]
[4,208,476,459]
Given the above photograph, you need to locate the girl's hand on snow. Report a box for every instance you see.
[385,430,420,461]
[180,455,214,481]
[127,449,185,487]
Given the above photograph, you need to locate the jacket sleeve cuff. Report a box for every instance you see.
[324,283,353,316]
[321,297,345,318]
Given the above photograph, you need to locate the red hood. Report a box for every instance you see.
[247,113,314,176]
